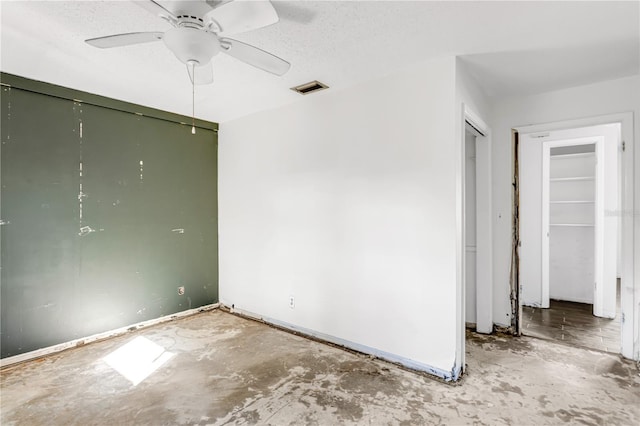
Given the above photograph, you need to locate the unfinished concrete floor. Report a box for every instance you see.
[1,310,639,425]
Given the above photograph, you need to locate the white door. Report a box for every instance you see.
[519,124,619,318]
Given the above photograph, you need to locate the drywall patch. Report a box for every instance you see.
[78,226,95,237]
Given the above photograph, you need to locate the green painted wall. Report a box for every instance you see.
[0,74,218,358]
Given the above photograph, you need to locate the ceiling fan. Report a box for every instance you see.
[85,0,291,85]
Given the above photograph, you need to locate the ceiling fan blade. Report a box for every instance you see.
[272,1,317,24]
[187,62,214,85]
[220,38,290,76]
[205,0,278,35]
[134,0,177,21]
[85,32,164,49]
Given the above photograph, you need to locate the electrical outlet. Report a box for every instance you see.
[289,296,295,309]
[178,286,185,295]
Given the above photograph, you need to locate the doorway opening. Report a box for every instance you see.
[465,125,479,330]
[463,115,492,335]
[459,105,492,376]
[517,120,626,354]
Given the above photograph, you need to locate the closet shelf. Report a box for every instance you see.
[551,152,596,159]
[549,200,595,204]
[550,223,594,227]
[550,176,595,182]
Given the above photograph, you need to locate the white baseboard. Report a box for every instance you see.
[2,302,462,382]
[226,304,461,382]
[0,303,220,369]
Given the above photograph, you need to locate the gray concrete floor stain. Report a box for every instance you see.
[1,310,638,425]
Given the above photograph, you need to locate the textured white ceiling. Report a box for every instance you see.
[1,1,638,123]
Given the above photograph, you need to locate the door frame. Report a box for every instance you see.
[514,112,635,359]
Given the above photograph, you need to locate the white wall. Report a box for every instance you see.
[491,75,639,350]
[219,57,461,376]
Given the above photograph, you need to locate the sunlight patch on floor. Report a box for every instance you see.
[103,336,174,386]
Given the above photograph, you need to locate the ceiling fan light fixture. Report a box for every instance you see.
[163,27,220,65]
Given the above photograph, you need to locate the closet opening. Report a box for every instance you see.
[518,122,623,354]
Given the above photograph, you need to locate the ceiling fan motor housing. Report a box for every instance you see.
[163,27,220,66]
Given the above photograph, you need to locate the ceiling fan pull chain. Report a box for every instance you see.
[191,61,196,135]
